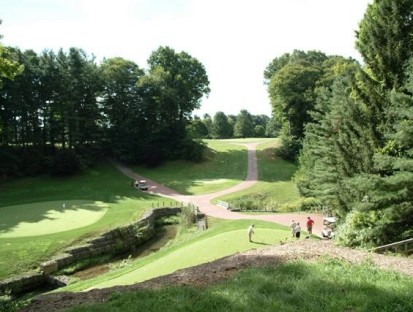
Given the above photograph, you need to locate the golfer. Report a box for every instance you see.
[247,224,255,242]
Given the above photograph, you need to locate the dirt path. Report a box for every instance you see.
[113,141,325,236]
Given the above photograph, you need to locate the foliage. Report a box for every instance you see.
[179,205,197,228]
[294,0,413,247]
[51,148,84,176]
[211,111,233,138]
[0,21,23,89]
[355,0,413,90]
[233,109,254,138]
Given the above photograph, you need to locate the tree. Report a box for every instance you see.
[212,111,232,138]
[234,110,254,138]
[265,50,328,159]
[187,116,208,139]
[142,46,210,161]
[355,0,413,90]
[296,0,413,247]
[0,22,23,89]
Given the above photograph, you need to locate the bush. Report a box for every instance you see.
[276,135,301,161]
[180,205,197,228]
[51,149,83,176]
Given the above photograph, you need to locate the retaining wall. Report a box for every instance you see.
[0,207,181,295]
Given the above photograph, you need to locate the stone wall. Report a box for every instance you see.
[0,207,181,295]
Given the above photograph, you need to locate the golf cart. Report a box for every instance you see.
[134,180,148,191]
[321,217,336,239]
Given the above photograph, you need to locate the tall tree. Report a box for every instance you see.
[0,22,23,89]
[100,57,144,162]
[212,111,232,138]
[265,50,328,159]
[355,0,413,90]
[234,109,254,138]
[143,46,210,161]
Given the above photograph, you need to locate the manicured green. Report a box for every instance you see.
[0,201,108,238]
[0,138,298,282]
[61,219,291,292]
[69,258,413,312]
[0,163,176,279]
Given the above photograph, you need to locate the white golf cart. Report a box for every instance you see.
[321,217,336,239]
[134,180,148,191]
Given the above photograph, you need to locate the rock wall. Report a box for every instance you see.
[0,207,181,295]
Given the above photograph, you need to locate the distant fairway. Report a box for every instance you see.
[0,200,108,238]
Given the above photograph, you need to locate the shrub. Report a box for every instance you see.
[180,205,197,228]
[51,149,83,176]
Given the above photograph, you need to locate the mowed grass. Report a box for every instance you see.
[60,219,292,292]
[0,139,279,280]
[69,258,413,312]
[0,163,175,280]
[0,200,108,238]
[218,139,300,206]
[132,139,275,195]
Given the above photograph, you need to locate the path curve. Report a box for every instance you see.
[113,142,325,236]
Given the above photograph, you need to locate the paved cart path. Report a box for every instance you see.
[113,142,325,236]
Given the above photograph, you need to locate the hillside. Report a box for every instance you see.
[21,239,413,312]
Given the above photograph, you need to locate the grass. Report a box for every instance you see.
[0,139,284,280]
[68,257,413,312]
[60,219,291,292]
[132,139,275,195]
[0,162,176,279]
[217,139,300,209]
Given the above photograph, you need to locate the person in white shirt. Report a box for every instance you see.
[294,223,301,239]
[290,220,297,238]
[247,224,255,242]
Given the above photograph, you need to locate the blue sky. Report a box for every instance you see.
[1,0,372,117]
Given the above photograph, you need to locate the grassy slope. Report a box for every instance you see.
[0,163,173,279]
[132,139,274,195]
[0,139,281,279]
[62,219,291,291]
[69,258,413,312]
[218,139,300,205]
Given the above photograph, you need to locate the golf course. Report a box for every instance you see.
[0,139,297,282]
[2,138,413,312]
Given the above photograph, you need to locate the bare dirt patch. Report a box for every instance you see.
[20,239,413,312]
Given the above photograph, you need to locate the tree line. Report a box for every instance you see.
[0,37,275,178]
[190,111,277,140]
[265,0,413,247]
[0,45,214,176]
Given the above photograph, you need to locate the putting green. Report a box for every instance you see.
[0,200,108,238]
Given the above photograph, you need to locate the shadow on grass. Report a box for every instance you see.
[0,162,158,235]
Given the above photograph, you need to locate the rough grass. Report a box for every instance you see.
[218,139,300,209]
[68,257,413,312]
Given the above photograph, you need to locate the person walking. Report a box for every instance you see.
[247,224,255,242]
[290,220,297,238]
[294,222,301,239]
[306,216,315,235]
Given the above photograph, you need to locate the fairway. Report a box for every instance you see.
[0,200,108,238]
[83,228,289,290]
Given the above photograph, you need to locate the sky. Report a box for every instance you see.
[1,0,372,117]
